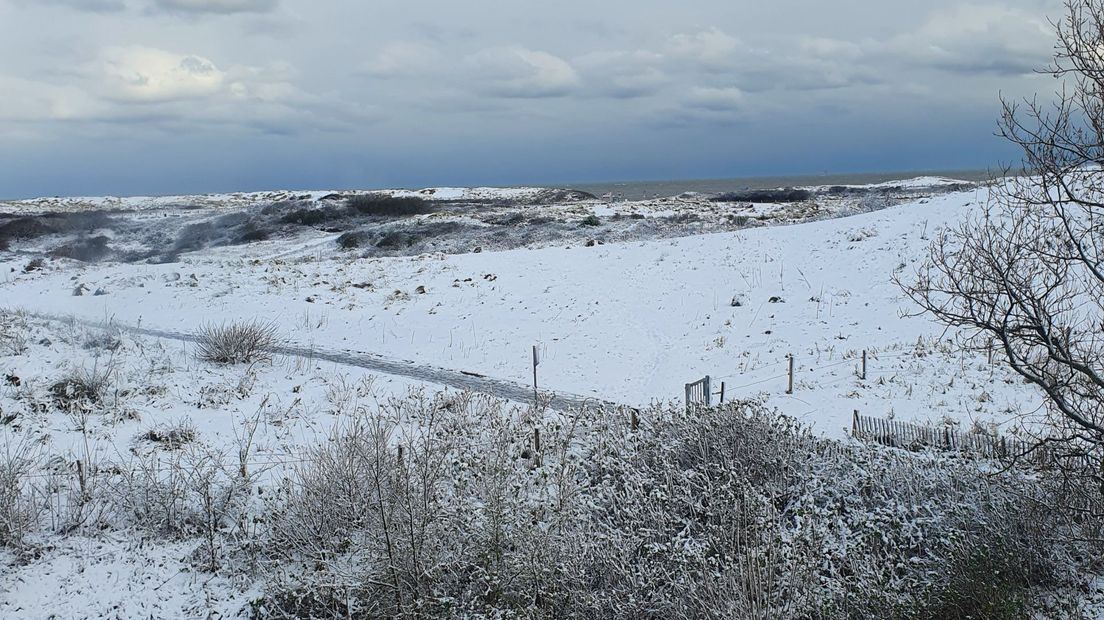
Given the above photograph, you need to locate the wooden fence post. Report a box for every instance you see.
[852,410,859,437]
[719,381,725,404]
[532,345,539,407]
[861,350,867,381]
[76,459,86,500]
[787,355,794,395]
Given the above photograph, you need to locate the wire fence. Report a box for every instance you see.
[692,342,1002,406]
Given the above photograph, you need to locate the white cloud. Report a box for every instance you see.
[151,0,277,14]
[888,4,1053,75]
[97,46,226,102]
[465,47,580,98]
[0,45,366,139]
[666,27,742,70]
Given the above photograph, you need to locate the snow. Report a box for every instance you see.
[0,184,1038,439]
[0,536,256,618]
[0,177,1065,617]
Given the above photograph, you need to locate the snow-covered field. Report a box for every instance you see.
[0,177,1069,617]
[0,178,1042,436]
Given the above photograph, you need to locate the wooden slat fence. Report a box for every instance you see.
[852,411,1037,461]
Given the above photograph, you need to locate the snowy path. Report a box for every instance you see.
[25,311,618,412]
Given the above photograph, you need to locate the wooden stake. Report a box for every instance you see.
[861,350,867,381]
[786,355,794,394]
[533,428,541,466]
[532,345,539,407]
[719,381,726,404]
[76,459,86,500]
[852,410,859,437]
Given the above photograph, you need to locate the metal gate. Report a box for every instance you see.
[684,375,711,409]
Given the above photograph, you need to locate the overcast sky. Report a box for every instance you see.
[0,0,1065,198]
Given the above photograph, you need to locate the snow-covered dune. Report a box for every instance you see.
[0,183,1039,438]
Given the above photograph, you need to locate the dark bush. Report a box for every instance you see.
[375,231,419,248]
[44,211,117,234]
[233,226,270,244]
[280,209,327,226]
[0,217,57,241]
[528,188,598,204]
[336,231,370,249]
[347,194,434,217]
[711,188,813,203]
[488,212,527,226]
[173,222,219,253]
[50,236,112,262]
[261,200,312,216]
[415,221,464,237]
[214,213,250,228]
[580,214,601,226]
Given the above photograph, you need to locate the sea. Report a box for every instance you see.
[562,169,993,200]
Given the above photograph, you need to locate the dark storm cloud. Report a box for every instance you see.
[0,0,1068,198]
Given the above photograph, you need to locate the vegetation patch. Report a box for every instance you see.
[195,320,278,365]
[347,194,435,217]
[49,236,112,262]
[712,188,813,203]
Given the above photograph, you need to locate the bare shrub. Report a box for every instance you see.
[0,439,40,548]
[259,391,581,617]
[0,311,30,356]
[110,445,253,570]
[253,396,1083,619]
[195,320,278,365]
[83,323,123,352]
[23,257,45,273]
[50,364,114,431]
[138,419,198,450]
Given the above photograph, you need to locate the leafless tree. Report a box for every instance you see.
[903,0,1104,495]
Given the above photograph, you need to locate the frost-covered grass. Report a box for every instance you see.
[1,387,1095,618]
[1,178,1094,616]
